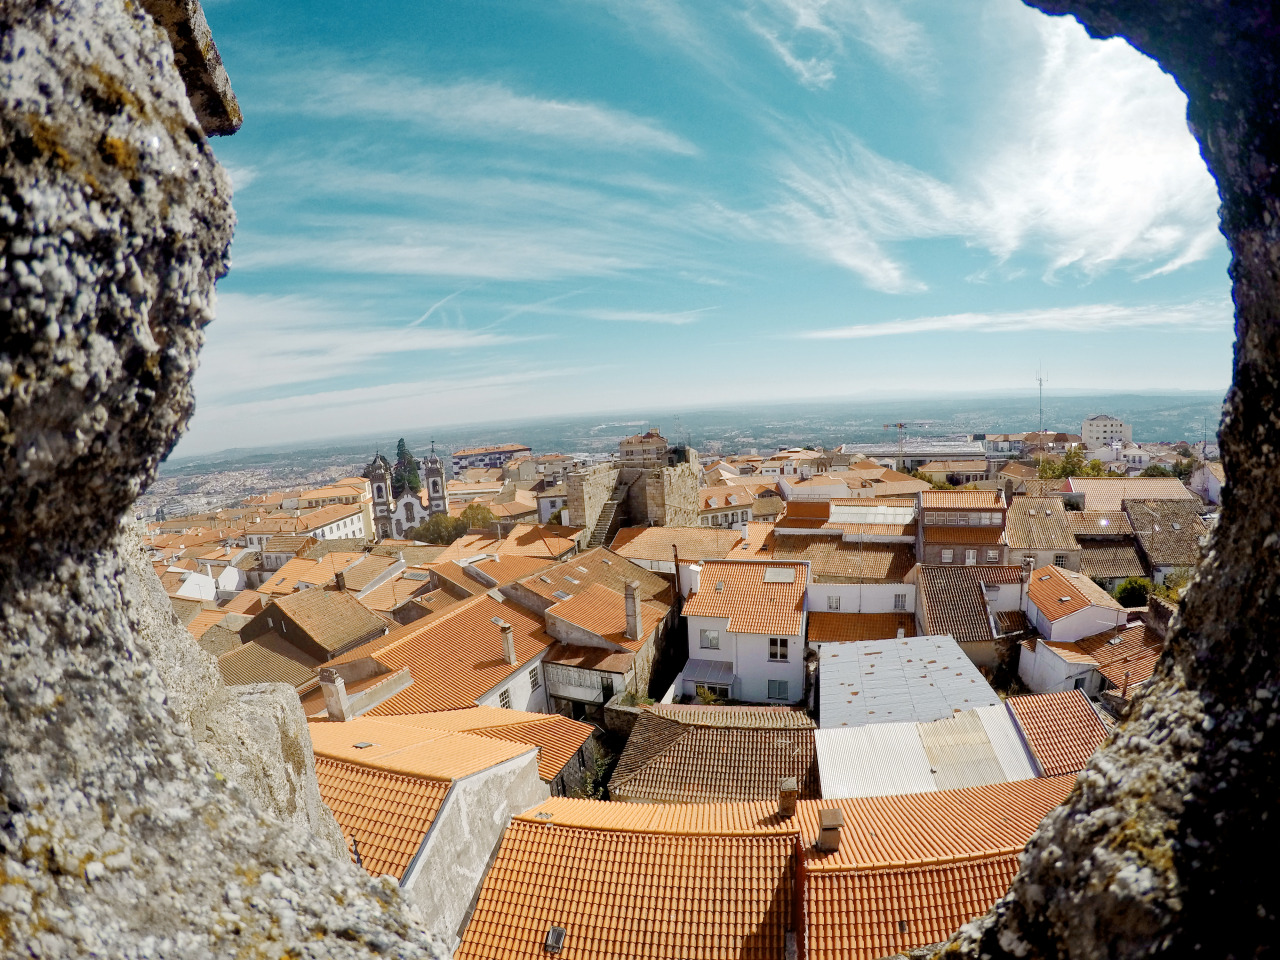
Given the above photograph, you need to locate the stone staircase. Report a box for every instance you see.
[588,497,622,548]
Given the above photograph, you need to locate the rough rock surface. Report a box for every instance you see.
[0,2,445,957]
[121,529,348,859]
[941,3,1280,959]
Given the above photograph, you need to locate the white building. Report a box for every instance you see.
[1190,462,1225,505]
[1082,415,1132,447]
[680,560,809,704]
[1023,565,1127,643]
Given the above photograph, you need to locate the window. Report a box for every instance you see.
[941,549,954,563]
[965,549,978,565]
[986,550,1000,563]
[499,689,512,709]
[701,516,710,525]
[529,668,540,691]
[768,679,790,700]
[827,596,840,611]
[1073,677,1087,690]
[1054,554,1068,566]
[699,629,720,650]
[696,683,730,701]
[769,637,789,661]
[893,593,907,611]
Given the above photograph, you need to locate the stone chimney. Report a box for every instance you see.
[625,581,641,642]
[1020,556,1035,582]
[817,808,844,852]
[319,667,352,722]
[334,570,346,592]
[494,618,516,665]
[778,777,798,819]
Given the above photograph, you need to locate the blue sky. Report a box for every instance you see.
[182,0,1232,456]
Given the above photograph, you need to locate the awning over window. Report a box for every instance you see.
[683,659,736,685]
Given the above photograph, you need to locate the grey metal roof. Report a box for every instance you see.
[814,704,1036,799]
[682,659,736,685]
[817,634,1001,727]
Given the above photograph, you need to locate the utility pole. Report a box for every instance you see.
[1035,367,1047,476]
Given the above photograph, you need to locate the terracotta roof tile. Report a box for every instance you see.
[1066,511,1134,537]
[1076,622,1166,693]
[186,609,227,639]
[920,490,1004,509]
[222,589,264,616]
[373,708,593,781]
[1006,690,1109,776]
[647,703,816,728]
[684,560,807,635]
[329,595,554,713]
[542,643,636,673]
[807,612,917,643]
[1003,498,1077,551]
[1124,499,1208,567]
[1026,566,1123,622]
[547,582,666,651]
[767,538,914,584]
[1063,477,1195,512]
[1077,539,1146,580]
[216,641,318,687]
[608,713,819,803]
[272,588,388,653]
[610,526,743,561]
[314,758,450,879]
[456,821,794,960]
[917,566,1023,645]
[517,547,673,607]
[923,526,1005,545]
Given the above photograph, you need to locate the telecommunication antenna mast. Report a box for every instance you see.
[882,421,930,473]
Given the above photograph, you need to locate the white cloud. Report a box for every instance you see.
[221,163,258,192]
[194,293,536,404]
[744,0,929,88]
[289,72,697,155]
[762,7,1221,288]
[795,297,1231,340]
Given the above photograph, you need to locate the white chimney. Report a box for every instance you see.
[494,618,517,666]
[319,667,352,722]
[625,581,641,642]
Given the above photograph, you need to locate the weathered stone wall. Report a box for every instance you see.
[566,461,620,529]
[0,3,446,956]
[657,459,700,527]
[939,4,1280,958]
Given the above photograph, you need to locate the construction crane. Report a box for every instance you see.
[882,421,932,473]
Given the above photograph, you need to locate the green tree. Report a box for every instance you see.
[407,513,467,545]
[1084,459,1107,477]
[1115,577,1153,607]
[1140,464,1175,478]
[1173,457,1197,482]
[458,502,497,531]
[1152,567,1194,600]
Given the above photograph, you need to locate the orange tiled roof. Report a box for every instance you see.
[547,582,667,651]
[357,576,431,614]
[517,547,673,607]
[683,560,807,635]
[222,589,264,616]
[376,708,592,781]
[1006,690,1108,776]
[314,757,450,879]
[216,641,318,687]
[1076,622,1166,693]
[768,538,915,584]
[1062,477,1195,512]
[920,490,1004,509]
[923,525,1005,545]
[610,525,743,561]
[1027,565,1123,622]
[456,821,794,960]
[186,609,227,639]
[308,715,534,781]
[807,612,917,643]
[329,595,554,713]
[272,588,387,653]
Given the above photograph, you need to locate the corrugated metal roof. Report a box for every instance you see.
[815,705,1037,800]
[975,705,1038,781]
[818,635,1001,727]
[815,723,937,798]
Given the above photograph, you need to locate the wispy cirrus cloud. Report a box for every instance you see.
[761,9,1221,291]
[282,72,698,155]
[795,297,1231,340]
[745,0,930,88]
[196,293,538,404]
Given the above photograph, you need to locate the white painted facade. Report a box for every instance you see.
[1081,415,1132,447]
[1024,597,1127,643]
[682,614,804,704]
[806,582,914,615]
[300,506,369,541]
[475,649,550,714]
[1018,640,1103,695]
[1190,463,1224,505]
